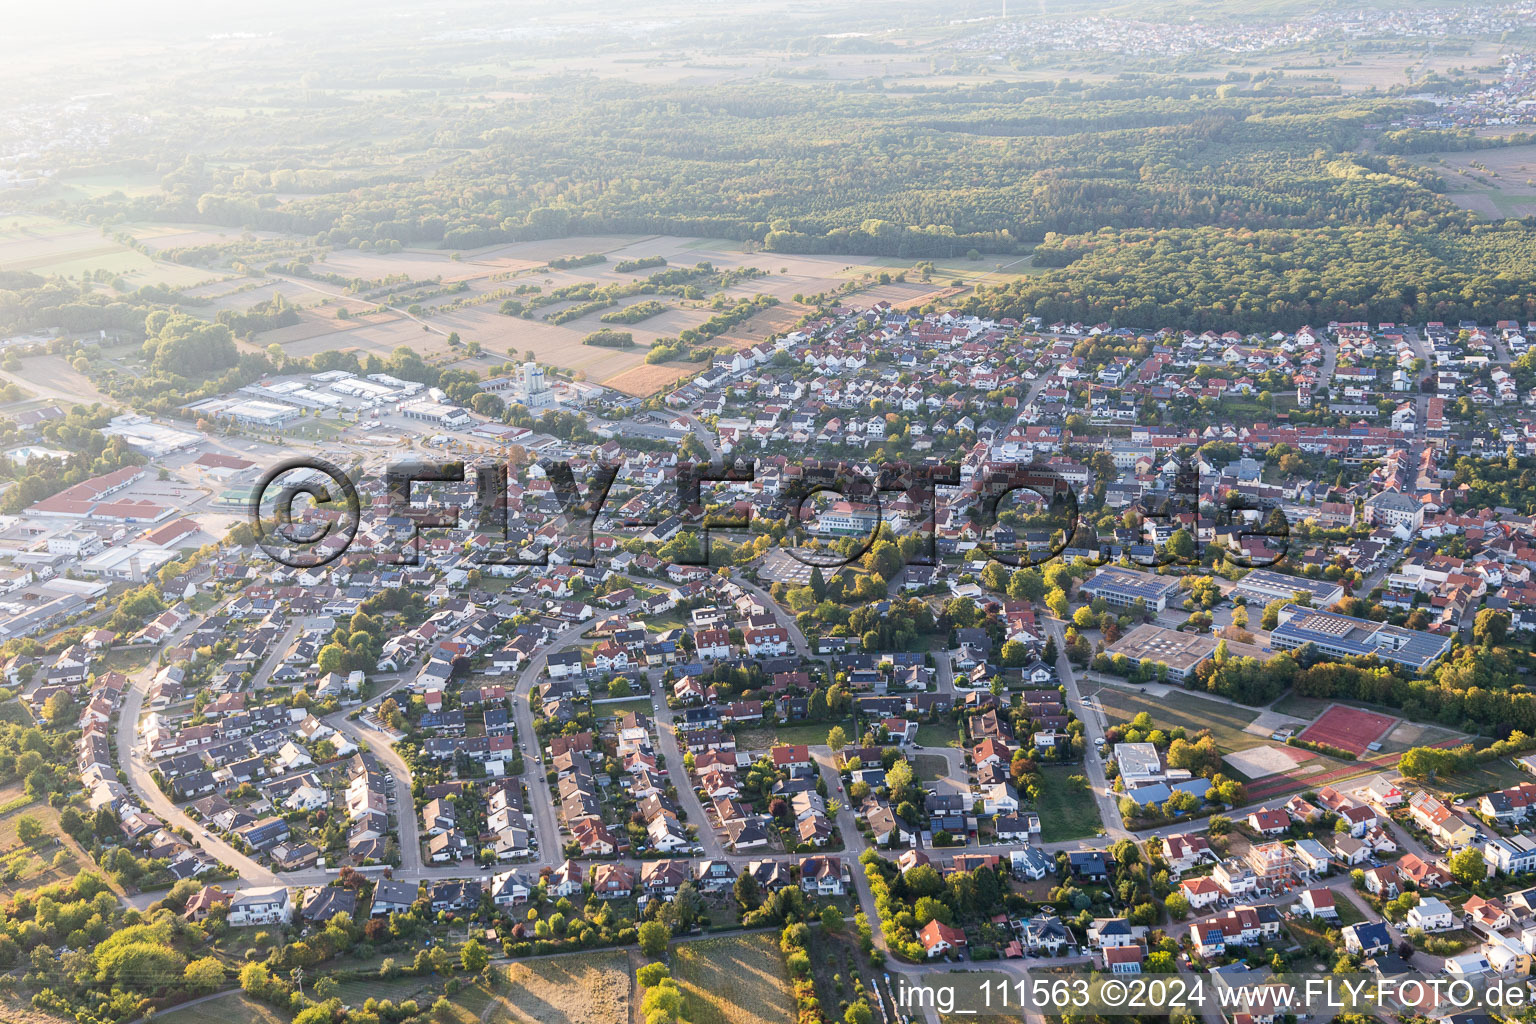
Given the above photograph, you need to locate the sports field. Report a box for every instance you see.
[1295,705,1398,757]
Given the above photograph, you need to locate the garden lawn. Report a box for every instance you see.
[1422,757,1530,799]
[913,755,950,781]
[736,719,852,748]
[594,697,653,718]
[1035,767,1102,842]
[1334,891,1368,927]
[914,721,960,748]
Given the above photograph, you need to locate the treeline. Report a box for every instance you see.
[547,298,615,324]
[501,263,749,322]
[679,294,780,346]
[1376,129,1536,154]
[213,292,300,336]
[265,259,438,299]
[601,299,668,324]
[546,253,606,270]
[614,256,667,272]
[1398,730,1536,780]
[968,222,1536,333]
[582,329,634,349]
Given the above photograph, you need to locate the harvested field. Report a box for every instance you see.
[602,361,702,396]
[1413,143,1536,218]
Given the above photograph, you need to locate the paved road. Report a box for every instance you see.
[502,615,640,871]
[647,670,725,859]
[331,713,422,874]
[113,600,281,889]
[116,567,1450,994]
[736,576,813,659]
[1043,616,1126,839]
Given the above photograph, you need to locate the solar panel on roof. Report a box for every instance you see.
[1297,613,1355,638]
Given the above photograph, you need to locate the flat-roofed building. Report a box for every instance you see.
[1269,605,1451,672]
[1112,742,1164,787]
[1080,567,1181,613]
[1231,569,1344,610]
[1104,624,1217,682]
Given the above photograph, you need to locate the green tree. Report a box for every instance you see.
[827,725,848,751]
[638,920,670,958]
[637,963,670,988]
[734,872,761,911]
[1449,846,1486,886]
[183,957,225,993]
[42,691,72,727]
[1165,528,1195,561]
[379,697,405,730]
[1474,608,1510,647]
[460,939,489,974]
[15,815,43,844]
[863,539,903,581]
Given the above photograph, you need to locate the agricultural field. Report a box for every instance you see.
[1413,143,1536,219]
[1034,766,1101,843]
[484,950,632,1024]
[1093,684,1264,752]
[20,223,1043,398]
[670,933,796,1024]
[602,362,701,397]
[0,214,218,288]
[50,171,169,201]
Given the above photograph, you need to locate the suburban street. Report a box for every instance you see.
[1044,616,1129,840]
